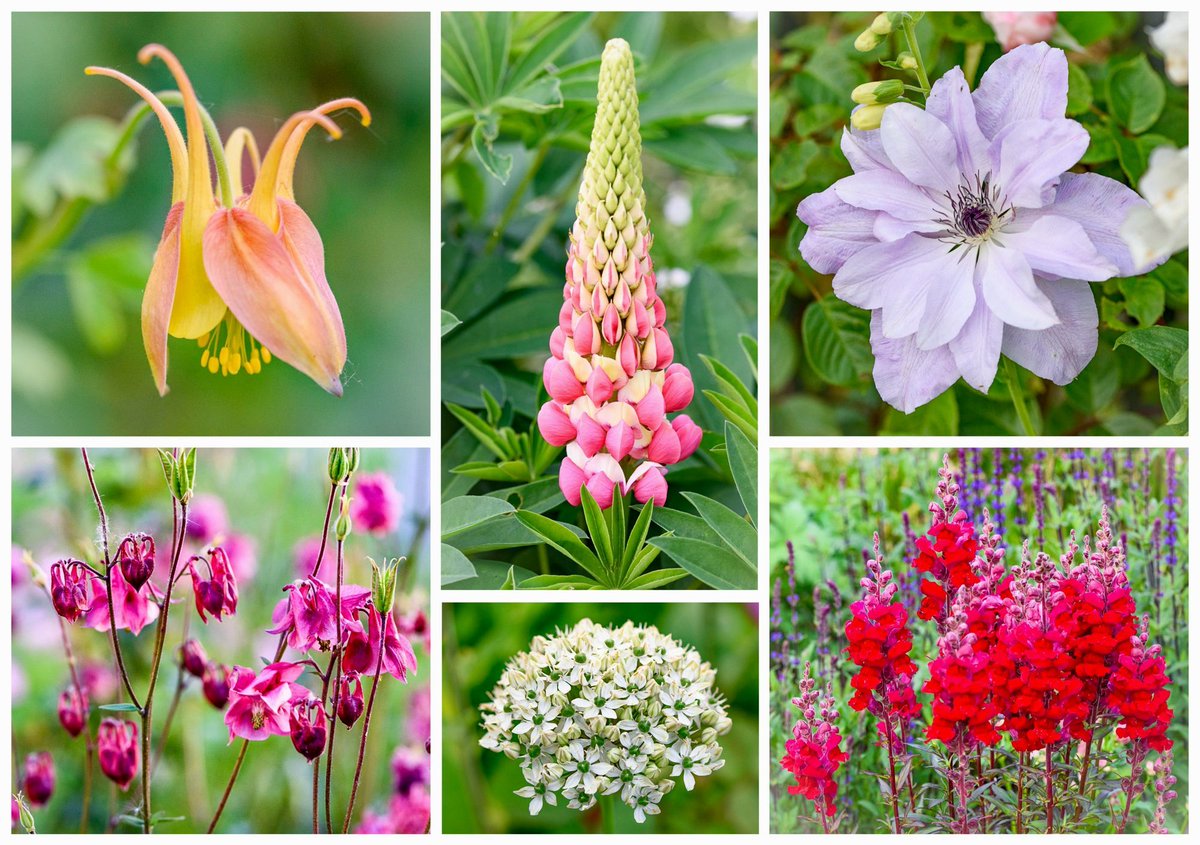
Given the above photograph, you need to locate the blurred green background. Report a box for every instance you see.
[442,601,759,834]
[11,13,431,435]
[11,448,430,833]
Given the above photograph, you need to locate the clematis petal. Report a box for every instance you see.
[203,208,346,395]
[1001,279,1098,384]
[948,279,1004,392]
[797,186,880,274]
[972,42,1069,139]
[1027,172,1153,276]
[991,118,1089,208]
[914,249,977,350]
[870,311,961,413]
[840,126,892,172]
[1003,214,1118,281]
[142,204,184,396]
[977,244,1058,330]
[833,170,945,224]
[926,67,990,177]
[879,103,960,193]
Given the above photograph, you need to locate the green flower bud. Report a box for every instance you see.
[854,29,883,52]
[851,79,904,105]
[700,727,719,744]
[851,103,889,131]
[555,746,572,765]
[896,51,919,70]
[327,447,359,484]
[334,493,351,541]
[369,556,401,615]
[870,12,894,35]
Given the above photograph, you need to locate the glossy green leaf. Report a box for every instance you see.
[1107,54,1166,135]
[624,568,689,590]
[681,492,756,565]
[648,535,755,590]
[442,495,516,538]
[802,297,872,386]
[724,421,758,528]
[515,510,608,585]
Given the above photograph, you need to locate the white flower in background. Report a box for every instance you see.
[1121,146,1189,271]
[664,182,693,227]
[1149,12,1188,85]
[479,619,732,823]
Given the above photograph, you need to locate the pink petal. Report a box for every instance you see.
[647,421,681,465]
[586,366,614,405]
[544,358,585,403]
[537,402,576,447]
[576,415,606,457]
[585,473,616,510]
[559,459,586,507]
[662,364,694,412]
[606,421,635,462]
[632,466,668,506]
[672,416,703,461]
[141,203,183,396]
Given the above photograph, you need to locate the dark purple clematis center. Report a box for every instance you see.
[938,173,1012,243]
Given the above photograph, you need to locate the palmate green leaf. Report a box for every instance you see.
[724,421,758,528]
[681,492,756,566]
[1106,54,1166,135]
[22,116,134,217]
[624,568,689,590]
[445,402,511,461]
[515,510,609,585]
[506,12,594,94]
[648,535,755,590]
[470,116,512,184]
[518,574,603,590]
[442,495,516,538]
[444,288,562,361]
[444,509,544,555]
[619,500,654,583]
[440,544,478,586]
[624,543,662,581]
[638,35,756,125]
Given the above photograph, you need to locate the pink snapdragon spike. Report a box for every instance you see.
[83,563,160,636]
[49,559,90,622]
[188,546,238,622]
[537,39,699,510]
[58,687,89,738]
[343,606,418,682]
[224,662,307,742]
[350,472,403,535]
[289,696,328,761]
[97,719,139,791]
[203,663,233,709]
[115,533,155,591]
[22,753,55,807]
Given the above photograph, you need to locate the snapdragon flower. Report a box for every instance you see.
[479,619,731,823]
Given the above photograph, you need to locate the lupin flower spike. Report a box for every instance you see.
[86,45,369,395]
[538,38,700,510]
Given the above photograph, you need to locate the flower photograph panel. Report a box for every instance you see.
[768,448,1186,833]
[442,602,758,833]
[12,13,431,435]
[442,12,758,592]
[11,447,431,834]
[770,12,1188,436]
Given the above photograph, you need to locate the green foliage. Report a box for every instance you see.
[769,12,1188,435]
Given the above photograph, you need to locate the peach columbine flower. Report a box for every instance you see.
[86,44,369,396]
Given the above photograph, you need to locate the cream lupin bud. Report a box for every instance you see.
[852,79,904,105]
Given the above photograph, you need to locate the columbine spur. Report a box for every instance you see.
[478,619,731,822]
[799,43,1161,413]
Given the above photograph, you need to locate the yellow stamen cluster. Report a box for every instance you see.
[197,314,272,377]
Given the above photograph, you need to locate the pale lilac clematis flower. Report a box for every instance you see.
[799,43,1160,412]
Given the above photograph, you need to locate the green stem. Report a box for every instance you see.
[512,162,583,264]
[901,19,932,97]
[485,141,550,254]
[600,796,615,834]
[1004,358,1038,436]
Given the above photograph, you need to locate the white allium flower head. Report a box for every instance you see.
[479,619,731,822]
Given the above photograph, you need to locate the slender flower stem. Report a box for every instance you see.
[342,616,388,832]
[311,482,339,579]
[312,756,322,834]
[486,140,550,254]
[1004,358,1038,435]
[152,605,191,772]
[57,615,92,832]
[1016,751,1024,833]
[81,449,142,712]
[1045,749,1054,833]
[882,711,902,834]
[323,539,347,834]
[901,18,931,97]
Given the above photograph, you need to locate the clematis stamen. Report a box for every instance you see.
[935,172,1014,246]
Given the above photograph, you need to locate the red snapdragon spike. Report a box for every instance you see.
[289,696,328,761]
[22,752,55,807]
[780,664,847,819]
[1111,617,1173,752]
[337,674,365,727]
[202,663,233,709]
[97,719,139,791]
[49,559,90,622]
[115,533,156,592]
[181,638,208,678]
[923,588,1001,748]
[189,546,238,622]
[57,687,89,738]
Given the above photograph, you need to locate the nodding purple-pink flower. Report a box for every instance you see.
[289,696,328,761]
[49,559,90,622]
[180,638,208,677]
[22,752,54,807]
[115,533,155,591]
[336,673,365,727]
[798,43,1160,413]
[97,719,139,791]
[188,546,238,623]
[83,562,160,636]
[185,493,229,544]
[202,663,233,709]
[342,605,417,682]
[268,577,339,651]
[224,662,307,742]
[350,472,403,536]
[58,687,89,738]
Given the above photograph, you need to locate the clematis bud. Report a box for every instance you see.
[851,79,904,106]
[536,39,701,510]
[180,639,208,677]
[290,697,327,761]
[851,103,888,131]
[896,51,918,70]
[116,533,155,591]
[337,674,365,727]
[58,687,89,738]
[22,753,54,808]
[97,719,139,791]
[854,29,883,52]
[49,560,90,622]
[202,663,233,709]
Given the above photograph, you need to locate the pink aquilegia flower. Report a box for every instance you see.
[97,719,139,791]
[49,559,90,622]
[202,663,233,709]
[224,662,307,742]
[188,546,238,622]
[983,12,1057,52]
[799,43,1161,412]
[180,638,208,677]
[337,673,365,727]
[115,533,155,592]
[21,753,54,807]
[58,687,89,738]
[343,605,417,682]
[537,39,699,509]
[83,563,159,636]
[268,577,340,650]
[185,494,228,544]
[289,696,328,761]
[350,472,403,535]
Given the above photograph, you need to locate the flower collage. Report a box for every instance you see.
[4,6,1190,840]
